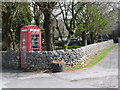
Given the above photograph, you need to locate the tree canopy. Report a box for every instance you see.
[2,2,118,51]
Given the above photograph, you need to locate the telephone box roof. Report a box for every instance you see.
[20,25,41,30]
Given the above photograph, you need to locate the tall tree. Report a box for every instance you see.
[13,2,32,50]
[2,2,32,51]
[57,2,86,49]
[87,5,108,43]
[31,2,43,27]
[35,2,57,51]
[94,2,119,40]
[75,3,108,45]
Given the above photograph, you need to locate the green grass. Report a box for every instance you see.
[55,45,82,50]
[65,45,117,71]
[68,45,82,49]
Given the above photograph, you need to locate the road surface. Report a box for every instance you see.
[2,44,118,88]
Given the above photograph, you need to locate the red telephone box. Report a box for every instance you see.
[20,25,42,68]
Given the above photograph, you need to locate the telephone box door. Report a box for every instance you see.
[21,34,27,68]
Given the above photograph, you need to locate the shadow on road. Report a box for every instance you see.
[2,68,26,74]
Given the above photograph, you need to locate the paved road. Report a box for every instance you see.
[2,44,118,88]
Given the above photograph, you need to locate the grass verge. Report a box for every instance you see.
[55,45,82,50]
[65,44,117,71]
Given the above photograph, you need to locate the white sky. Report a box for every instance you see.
[30,1,119,24]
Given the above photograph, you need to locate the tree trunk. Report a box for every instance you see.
[64,40,70,50]
[43,12,53,51]
[63,34,71,50]
[82,31,87,46]
[35,18,40,26]
[100,35,103,42]
[51,26,55,50]
[90,32,95,44]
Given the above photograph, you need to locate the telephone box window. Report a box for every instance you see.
[32,42,39,45]
[32,38,39,41]
[22,34,26,41]
[32,34,39,37]
[32,46,39,48]
[33,49,38,51]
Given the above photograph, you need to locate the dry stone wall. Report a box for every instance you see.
[2,51,20,69]
[2,40,114,70]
